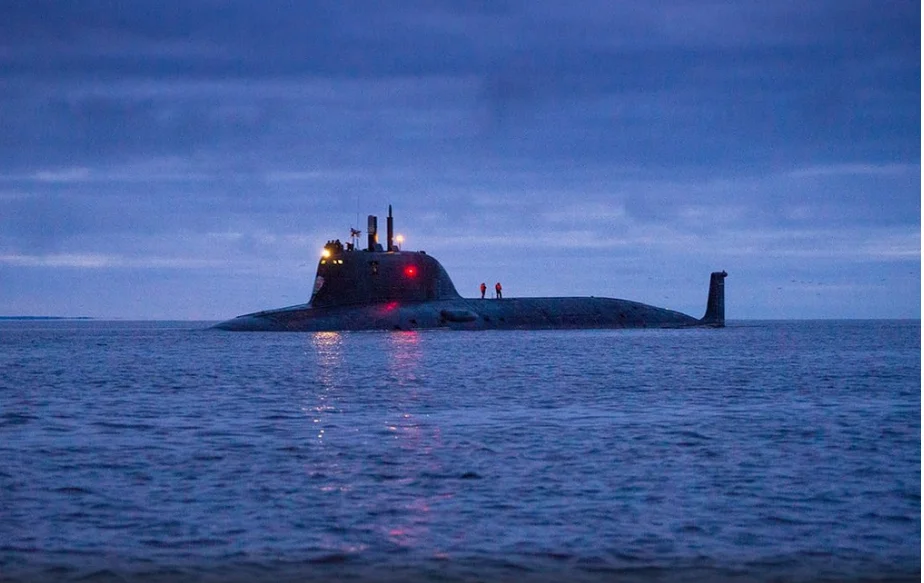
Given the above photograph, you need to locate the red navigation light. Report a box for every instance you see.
[404,265,417,278]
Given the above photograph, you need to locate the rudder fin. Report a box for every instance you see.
[701,271,727,327]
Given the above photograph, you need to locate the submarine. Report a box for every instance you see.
[214,206,727,332]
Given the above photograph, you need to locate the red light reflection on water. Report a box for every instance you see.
[386,330,420,384]
[380,333,455,554]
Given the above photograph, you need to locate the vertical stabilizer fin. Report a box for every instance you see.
[701,271,728,327]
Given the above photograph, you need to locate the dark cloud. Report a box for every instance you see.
[3,1,917,77]
[2,1,917,165]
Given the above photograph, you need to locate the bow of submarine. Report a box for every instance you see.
[213,304,311,331]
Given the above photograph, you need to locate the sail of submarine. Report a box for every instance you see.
[213,206,727,331]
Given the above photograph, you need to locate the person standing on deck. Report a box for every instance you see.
[480,282,487,299]
[495,282,502,299]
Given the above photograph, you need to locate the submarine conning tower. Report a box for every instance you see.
[309,206,461,309]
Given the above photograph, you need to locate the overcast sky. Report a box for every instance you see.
[0,0,919,320]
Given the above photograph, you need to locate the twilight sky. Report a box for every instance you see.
[0,0,919,320]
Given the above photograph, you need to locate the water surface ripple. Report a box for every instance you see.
[1,320,919,582]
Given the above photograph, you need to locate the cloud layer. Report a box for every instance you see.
[0,1,919,318]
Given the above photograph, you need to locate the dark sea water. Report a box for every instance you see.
[1,320,919,583]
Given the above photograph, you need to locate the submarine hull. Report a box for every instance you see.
[213,207,726,332]
[213,296,708,332]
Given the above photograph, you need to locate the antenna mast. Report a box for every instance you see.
[349,195,361,249]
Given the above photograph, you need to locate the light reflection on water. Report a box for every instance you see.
[303,330,446,556]
[308,331,344,442]
[310,331,344,382]
[381,331,443,554]
[385,330,422,387]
